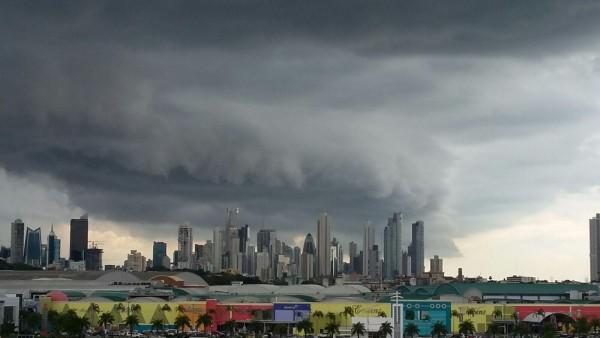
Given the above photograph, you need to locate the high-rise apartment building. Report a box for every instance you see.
[363,221,374,278]
[124,250,146,272]
[153,241,167,269]
[239,224,249,253]
[590,214,600,282]
[84,247,103,271]
[384,212,403,279]
[177,224,193,270]
[410,221,425,277]
[224,208,240,270]
[301,233,316,281]
[430,255,443,275]
[69,215,89,261]
[330,238,341,276]
[257,229,276,253]
[10,219,25,264]
[317,212,332,279]
[349,241,358,273]
[47,224,60,265]
[368,244,381,281]
[212,228,224,272]
[24,227,42,267]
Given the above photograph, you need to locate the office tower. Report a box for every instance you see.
[430,255,443,276]
[47,224,60,265]
[177,224,193,269]
[368,244,381,281]
[124,250,146,272]
[153,241,167,269]
[591,214,600,281]
[317,212,332,278]
[301,233,316,281]
[349,241,358,273]
[0,246,10,260]
[256,251,271,281]
[9,219,25,264]
[257,229,276,252]
[239,224,249,253]
[401,250,412,276]
[213,228,224,272]
[384,212,403,279]
[355,251,363,274]
[173,250,180,266]
[245,245,256,275]
[330,238,340,276]
[224,208,240,270]
[410,221,425,277]
[24,227,42,267]
[84,247,103,271]
[362,221,374,277]
[41,244,47,267]
[69,215,89,261]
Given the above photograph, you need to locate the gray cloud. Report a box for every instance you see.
[2,1,600,261]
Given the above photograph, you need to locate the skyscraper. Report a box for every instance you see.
[224,208,240,269]
[47,224,60,265]
[330,237,341,276]
[257,229,276,253]
[317,212,332,279]
[153,241,167,269]
[238,224,249,253]
[24,227,42,267]
[430,255,443,275]
[213,227,224,272]
[69,215,89,261]
[84,247,103,271]
[301,233,316,281]
[177,224,193,270]
[383,212,403,279]
[590,214,600,282]
[410,220,425,277]
[9,219,25,264]
[362,220,374,277]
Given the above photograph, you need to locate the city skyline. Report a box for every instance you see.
[2,2,600,282]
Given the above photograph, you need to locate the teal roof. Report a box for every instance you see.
[398,282,598,298]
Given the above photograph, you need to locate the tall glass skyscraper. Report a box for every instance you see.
[410,220,425,277]
[590,214,600,282]
[70,215,89,261]
[177,224,193,269]
[9,219,25,264]
[153,241,167,269]
[384,212,403,279]
[47,224,60,265]
[24,227,42,267]
[317,212,332,279]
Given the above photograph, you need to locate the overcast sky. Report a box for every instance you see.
[1,1,600,281]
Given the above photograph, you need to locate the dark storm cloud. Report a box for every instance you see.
[2,1,600,256]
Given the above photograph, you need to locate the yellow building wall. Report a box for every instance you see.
[48,301,206,328]
[309,303,391,334]
[450,304,515,333]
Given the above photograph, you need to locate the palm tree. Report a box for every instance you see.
[515,322,530,338]
[325,321,340,338]
[459,320,475,335]
[116,303,126,313]
[405,323,419,338]
[176,305,186,313]
[88,303,100,326]
[575,317,590,337]
[466,308,476,318]
[452,310,464,323]
[151,319,164,334]
[487,322,500,338]
[98,312,114,337]
[124,314,139,335]
[222,320,237,336]
[378,311,388,318]
[379,322,393,338]
[297,319,314,338]
[341,306,355,328]
[174,314,192,334]
[431,321,448,338]
[196,313,213,333]
[351,322,366,338]
[492,309,503,320]
[327,312,338,323]
[78,315,91,338]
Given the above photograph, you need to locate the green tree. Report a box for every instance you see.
[88,303,100,326]
[459,320,475,335]
[297,319,314,338]
[313,310,324,330]
[431,321,448,338]
[247,320,262,338]
[590,318,600,333]
[543,322,556,338]
[151,319,164,334]
[98,312,114,337]
[326,312,338,323]
[222,320,236,336]
[491,309,503,320]
[124,314,139,335]
[47,309,61,336]
[514,322,530,338]
[487,322,500,338]
[575,317,590,337]
[452,310,464,323]
[20,310,42,334]
[351,322,366,338]
[174,314,191,334]
[379,321,393,338]
[466,308,476,318]
[0,321,16,338]
[341,306,355,328]
[196,313,213,333]
[325,321,340,338]
[378,311,388,318]
[273,324,288,337]
[405,323,419,338]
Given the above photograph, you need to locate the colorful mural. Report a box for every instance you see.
[402,301,451,337]
[310,303,391,334]
[450,304,515,333]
